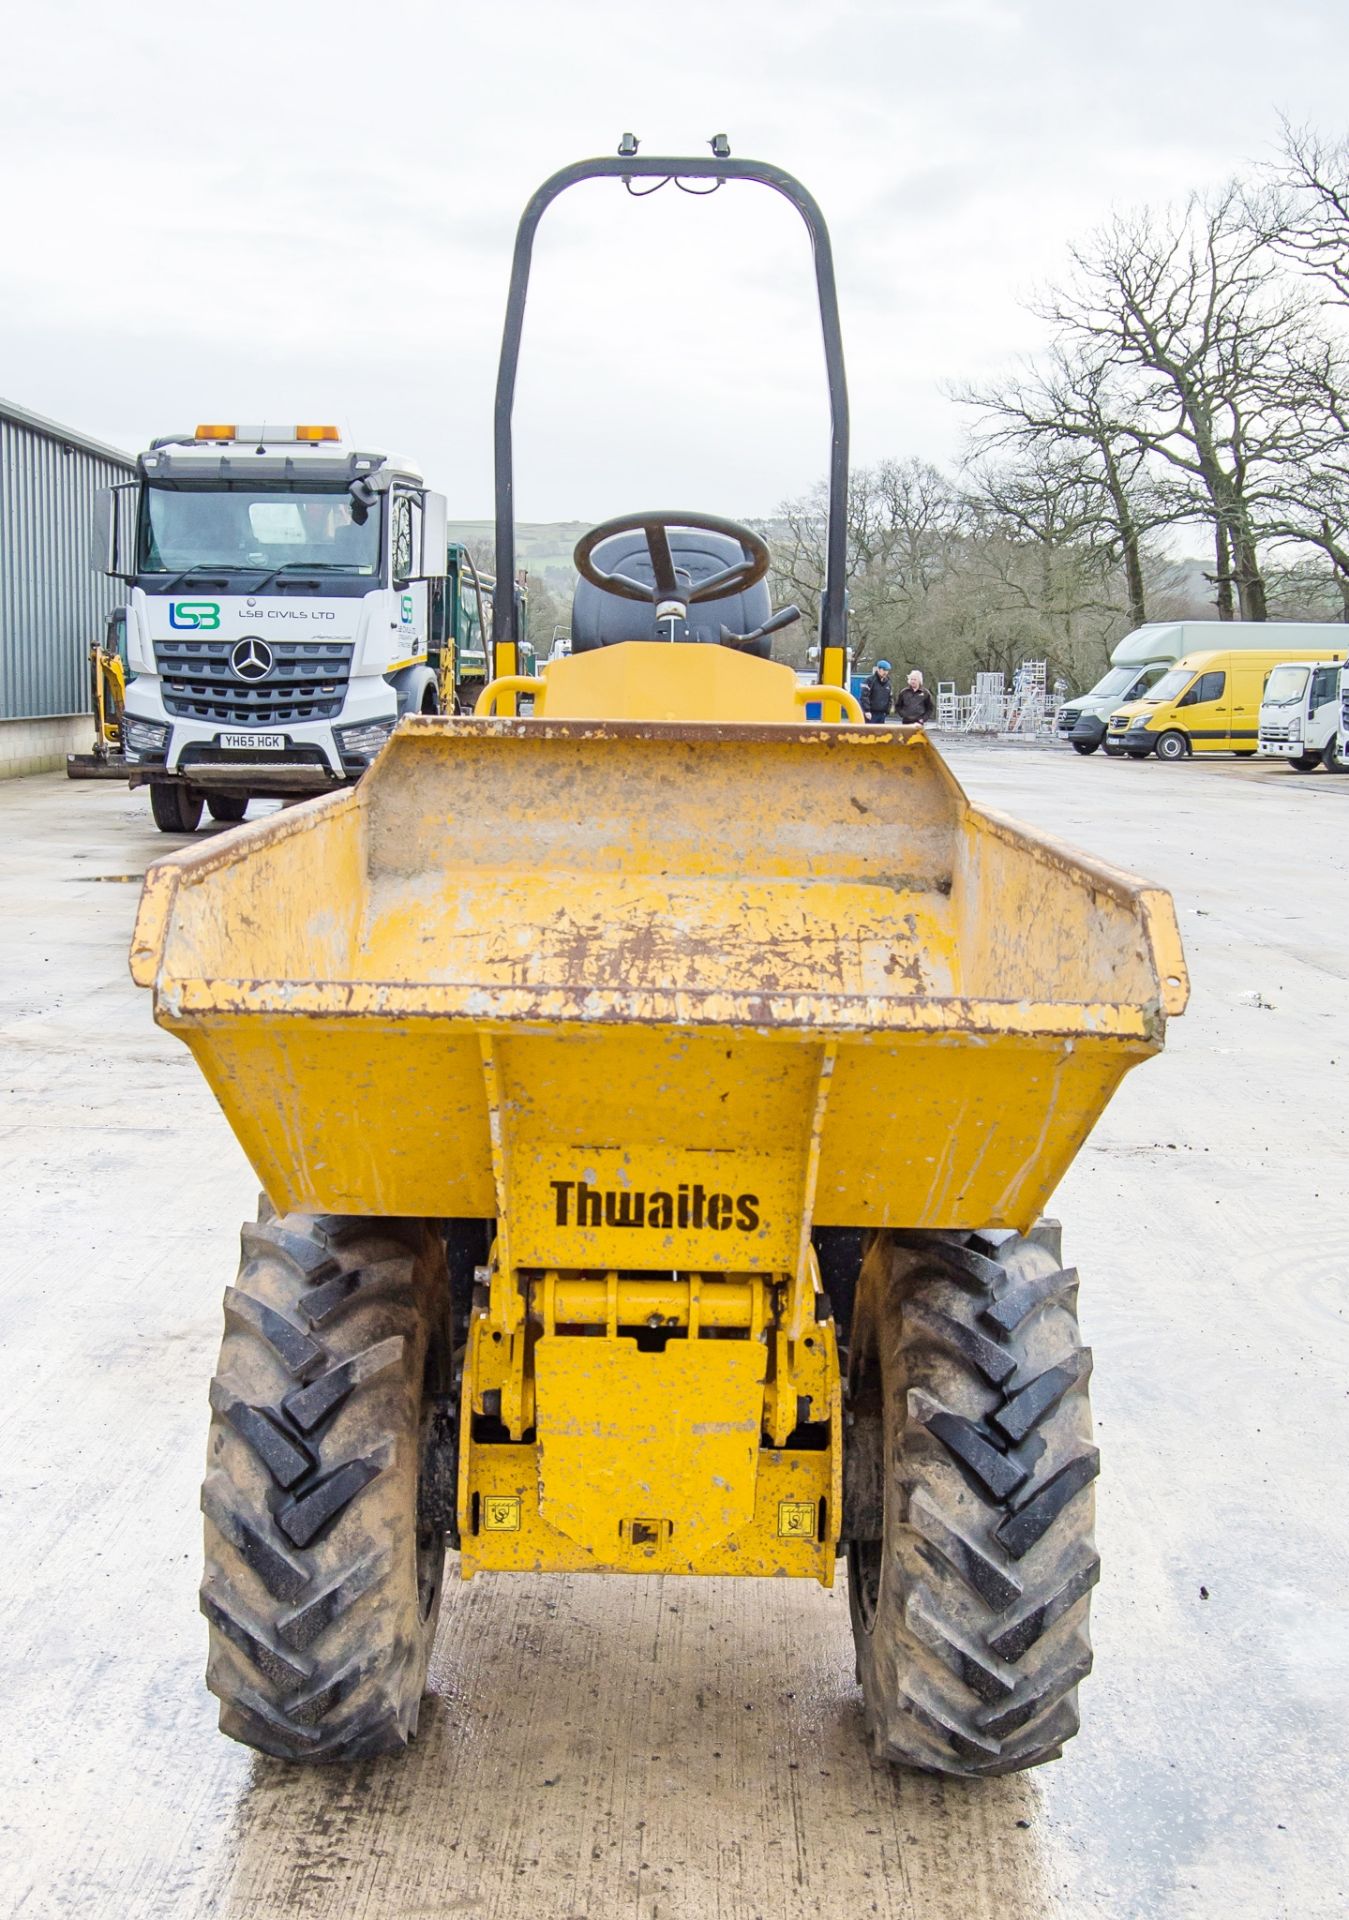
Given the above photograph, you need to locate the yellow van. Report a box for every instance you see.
[1107,646,1347,762]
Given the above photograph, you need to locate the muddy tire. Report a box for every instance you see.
[201,1209,451,1761]
[846,1223,1097,1777]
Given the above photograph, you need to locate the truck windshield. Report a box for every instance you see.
[1084,666,1137,701]
[139,486,379,576]
[1262,665,1310,707]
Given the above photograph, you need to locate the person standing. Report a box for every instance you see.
[863,660,893,724]
[894,669,935,725]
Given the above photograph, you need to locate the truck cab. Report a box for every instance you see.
[95,424,450,831]
[442,549,534,712]
[1258,659,1347,773]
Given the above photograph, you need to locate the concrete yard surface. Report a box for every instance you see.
[0,746,1345,1919]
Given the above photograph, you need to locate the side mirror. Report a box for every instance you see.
[93,484,137,578]
[93,489,118,574]
[419,491,448,578]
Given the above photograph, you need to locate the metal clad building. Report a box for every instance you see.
[1,397,133,729]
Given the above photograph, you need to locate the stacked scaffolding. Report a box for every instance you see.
[931,661,1063,736]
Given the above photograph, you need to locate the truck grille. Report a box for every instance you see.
[155,639,354,726]
[1058,706,1081,729]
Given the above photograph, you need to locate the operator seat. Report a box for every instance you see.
[571,528,775,657]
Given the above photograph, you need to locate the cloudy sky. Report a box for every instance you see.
[2,1,1343,520]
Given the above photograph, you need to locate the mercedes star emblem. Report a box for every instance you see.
[230,637,274,681]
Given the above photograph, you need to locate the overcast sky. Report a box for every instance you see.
[2,1,1344,521]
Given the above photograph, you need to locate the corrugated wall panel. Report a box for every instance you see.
[0,410,134,721]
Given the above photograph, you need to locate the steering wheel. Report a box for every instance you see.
[574,511,770,607]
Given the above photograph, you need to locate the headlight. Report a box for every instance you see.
[1288,718,1302,741]
[1129,711,1153,730]
[335,720,393,760]
[123,716,169,756]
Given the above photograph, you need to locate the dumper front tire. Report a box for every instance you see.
[847,1224,1097,1777]
[201,1211,450,1762]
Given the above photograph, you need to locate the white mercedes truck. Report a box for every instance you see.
[95,424,453,832]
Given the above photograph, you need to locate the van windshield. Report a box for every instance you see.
[1141,668,1192,704]
[1084,665,1137,701]
[1262,665,1310,707]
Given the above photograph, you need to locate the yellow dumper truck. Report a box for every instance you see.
[132,144,1187,1778]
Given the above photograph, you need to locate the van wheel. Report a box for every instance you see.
[1070,740,1098,756]
[150,783,203,833]
[207,795,250,822]
[1323,739,1346,773]
[1154,731,1188,763]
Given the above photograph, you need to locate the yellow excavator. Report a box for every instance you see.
[66,608,129,778]
[132,142,1187,1776]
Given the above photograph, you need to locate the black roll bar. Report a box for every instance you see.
[492,151,850,662]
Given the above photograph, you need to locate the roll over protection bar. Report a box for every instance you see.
[492,149,851,673]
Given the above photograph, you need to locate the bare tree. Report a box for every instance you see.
[1261,120,1349,311]
[1040,187,1332,621]
[769,461,968,669]
[955,343,1167,629]
[1260,341,1349,619]
[957,447,1133,681]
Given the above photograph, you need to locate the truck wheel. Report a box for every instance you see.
[150,782,203,833]
[1323,738,1346,773]
[1154,731,1187,762]
[207,795,249,822]
[1070,740,1098,756]
[201,1210,451,1761]
[846,1224,1097,1777]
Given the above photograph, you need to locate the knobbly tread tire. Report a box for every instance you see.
[847,1221,1098,1777]
[201,1208,450,1762]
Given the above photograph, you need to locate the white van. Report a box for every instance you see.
[1258,660,1347,773]
[1059,621,1347,756]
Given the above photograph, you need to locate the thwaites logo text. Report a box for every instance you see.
[550,1179,761,1233]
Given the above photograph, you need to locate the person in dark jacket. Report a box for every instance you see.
[894,670,935,725]
[863,660,893,724]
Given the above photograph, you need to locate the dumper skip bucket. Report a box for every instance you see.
[132,718,1187,1269]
